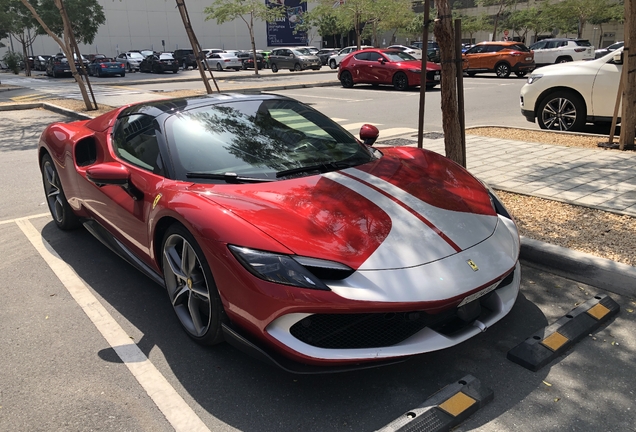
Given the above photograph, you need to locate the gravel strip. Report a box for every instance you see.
[468,127,635,149]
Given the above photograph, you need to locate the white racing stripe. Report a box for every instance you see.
[324,172,455,269]
[343,169,497,250]
[16,219,211,432]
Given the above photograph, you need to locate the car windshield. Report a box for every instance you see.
[96,58,113,63]
[293,49,311,56]
[130,52,144,59]
[383,51,416,62]
[159,53,174,60]
[165,99,375,182]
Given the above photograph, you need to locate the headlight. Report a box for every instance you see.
[407,68,421,73]
[228,246,354,290]
[526,74,542,84]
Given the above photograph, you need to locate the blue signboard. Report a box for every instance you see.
[266,0,308,47]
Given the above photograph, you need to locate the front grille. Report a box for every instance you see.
[290,268,516,349]
[426,70,440,80]
[290,309,458,349]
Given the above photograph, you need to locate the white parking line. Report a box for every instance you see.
[16,218,211,432]
[0,212,51,226]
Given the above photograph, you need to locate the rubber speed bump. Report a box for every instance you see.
[375,375,493,432]
[507,294,620,372]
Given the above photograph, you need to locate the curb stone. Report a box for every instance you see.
[520,236,636,298]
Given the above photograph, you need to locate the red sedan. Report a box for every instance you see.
[338,48,441,91]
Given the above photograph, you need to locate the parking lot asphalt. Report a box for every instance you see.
[1,101,635,431]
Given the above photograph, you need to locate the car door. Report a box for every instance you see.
[529,41,547,64]
[77,113,167,264]
[364,52,391,84]
[463,45,486,69]
[591,53,622,117]
[349,52,369,82]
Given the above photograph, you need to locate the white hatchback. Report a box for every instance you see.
[520,49,622,131]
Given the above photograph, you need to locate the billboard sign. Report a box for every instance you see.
[266,0,308,47]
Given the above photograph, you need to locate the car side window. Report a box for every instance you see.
[112,114,164,175]
[366,52,382,62]
[530,41,546,50]
[354,52,370,61]
[486,45,504,53]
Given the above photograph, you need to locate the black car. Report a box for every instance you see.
[33,55,51,71]
[173,49,197,69]
[316,48,338,65]
[237,51,264,69]
[595,41,624,58]
[140,53,180,74]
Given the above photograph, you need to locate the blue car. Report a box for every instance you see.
[87,57,126,77]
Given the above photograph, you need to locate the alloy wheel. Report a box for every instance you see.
[42,160,64,224]
[163,234,212,338]
[541,97,577,131]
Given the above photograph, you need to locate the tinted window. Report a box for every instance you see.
[466,45,486,54]
[575,40,592,47]
[366,52,382,62]
[112,114,163,174]
[354,52,370,61]
[485,45,504,52]
[510,44,530,52]
[381,51,415,61]
[529,41,546,50]
[165,99,374,182]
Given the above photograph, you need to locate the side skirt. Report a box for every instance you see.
[83,220,165,288]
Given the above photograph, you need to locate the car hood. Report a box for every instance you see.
[189,147,498,271]
[532,57,606,76]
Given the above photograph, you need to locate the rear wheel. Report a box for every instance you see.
[121,72,125,77]
[556,56,572,64]
[340,70,354,88]
[467,72,476,77]
[515,71,527,78]
[329,59,337,69]
[393,72,409,91]
[40,153,80,230]
[162,224,226,345]
[271,63,278,73]
[537,90,586,132]
[216,62,222,71]
[495,62,511,78]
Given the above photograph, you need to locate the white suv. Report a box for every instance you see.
[520,49,622,131]
[327,45,372,69]
[528,38,594,66]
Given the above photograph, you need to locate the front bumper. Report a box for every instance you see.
[521,108,535,122]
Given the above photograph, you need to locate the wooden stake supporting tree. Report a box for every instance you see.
[175,0,219,94]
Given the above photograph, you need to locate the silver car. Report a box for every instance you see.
[206,52,242,71]
[115,51,145,72]
[268,47,322,73]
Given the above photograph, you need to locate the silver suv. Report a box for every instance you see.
[268,48,321,73]
[528,38,594,66]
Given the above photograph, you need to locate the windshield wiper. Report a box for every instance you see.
[186,172,275,183]
[275,161,358,178]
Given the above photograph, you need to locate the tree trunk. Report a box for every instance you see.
[434,0,463,165]
[620,0,636,149]
[21,38,31,77]
[355,11,361,49]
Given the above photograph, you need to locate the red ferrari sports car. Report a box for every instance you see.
[39,93,520,372]
[338,48,442,90]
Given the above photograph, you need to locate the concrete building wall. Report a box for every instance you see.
[5,0,321,58]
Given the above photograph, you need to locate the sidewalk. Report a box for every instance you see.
[380,132,636,218]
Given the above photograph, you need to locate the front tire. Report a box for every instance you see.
[329,59,337,69]
[340,70,354,88]
[393,72,409,91]
[537,91,586,132]
[162,224,226,345]
[294,63,301,71]
[495,62,511,78]
[271,63,278,73]
[41,153,80,230]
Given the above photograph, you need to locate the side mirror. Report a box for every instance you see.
[360,124,379,146]
[378,58,385,64]
[86,162,142,200]
[613,51,623,64]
